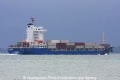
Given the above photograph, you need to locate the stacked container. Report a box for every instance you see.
[26,42,30,47]
[10,45,13,47]
[47,40,60,43]
[14,45,17,47]
[85,43,93,48]
[67,45,75,49]
[93,43,100,48]
[47,40,59,49]
[67,42,75,49]
[47,40,69,49]
[56,43,67,49]
[17,42,22,46]
[46,40,110,50]
[21,42,30,47]
[47,43,56,49]
[47,40,69,43]
[100,44,110,48]
[60,40,69,43]
[97,46,105,48]
[75,42,85,49]
[17,45,20,47]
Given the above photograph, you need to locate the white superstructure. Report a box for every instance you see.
[26,18,47,43]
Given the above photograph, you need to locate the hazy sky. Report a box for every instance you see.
[0,0,120,48]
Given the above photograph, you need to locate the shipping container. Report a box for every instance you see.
[22,42,26,44]
[14,45,17,47]
[22,43,26,46]
[27,45,29,47]
[100,44,110,49]
[60,40,69,43]
[67,45,75,49]
[85,43,93,46]
[56,43,67,46]
[17,45,20,47]
[97,46,105,48]
[22,45,25,47]
[26,42,30,45]
[26,44,30,46]
[17,42,22,45]
[48,46,56,49]
[47,40,60,43]
[93,46,98,48]
[100,44,110,47]
[10,45,13,47]
[67,42,75,45]
[75,42,85,46]
[104,46,109,48]
[92,43,100,46]
[57,45,67,49]
[75,46,84,48]
[47,43,56,46]
[85,45,93,48]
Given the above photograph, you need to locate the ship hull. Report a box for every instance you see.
[8,47,113,55]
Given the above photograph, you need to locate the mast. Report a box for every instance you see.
[31,18,35,25]
[102,32,105,44]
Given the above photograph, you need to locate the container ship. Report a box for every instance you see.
[8,18,113,55]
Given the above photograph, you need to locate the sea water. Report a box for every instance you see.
[0,53,120,80]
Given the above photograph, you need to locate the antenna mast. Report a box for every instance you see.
[102,32,105,44]
[31,18,35,24]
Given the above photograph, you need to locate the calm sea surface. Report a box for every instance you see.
[0,53,120,80]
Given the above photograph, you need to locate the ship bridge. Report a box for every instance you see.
[26,18,47,43]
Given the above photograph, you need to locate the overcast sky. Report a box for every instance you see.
[0,0,120,48]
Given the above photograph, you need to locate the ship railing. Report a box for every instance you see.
[8,46,32,48]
